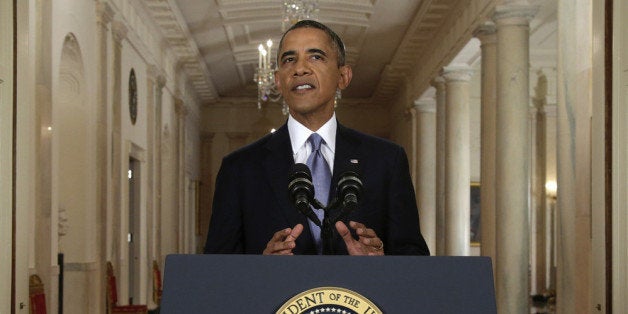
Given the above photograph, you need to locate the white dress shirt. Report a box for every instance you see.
[288,113,336,174]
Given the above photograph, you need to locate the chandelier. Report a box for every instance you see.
[282,0,319,31]
[254,39,282,110]
[254,0,319,114]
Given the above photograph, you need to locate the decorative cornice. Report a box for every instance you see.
[142,0,218,103]
[383,0,496,103]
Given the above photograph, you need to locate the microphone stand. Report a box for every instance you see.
[321,215,335,255]
[311,199,335,255]
[320,194,360,255]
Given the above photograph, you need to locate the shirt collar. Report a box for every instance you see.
[288,113,337,154]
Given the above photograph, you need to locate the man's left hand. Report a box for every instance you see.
[335,221,384,256]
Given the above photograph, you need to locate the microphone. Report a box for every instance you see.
[288,163,321,226]
[338,171,362,211]
[329,162,363,222]
[337,164,363,216]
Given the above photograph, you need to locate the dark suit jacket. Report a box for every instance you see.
[204,121,430,255]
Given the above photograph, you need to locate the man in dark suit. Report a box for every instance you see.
[204,20,429,256]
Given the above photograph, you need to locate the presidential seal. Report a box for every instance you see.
[276,286,382,314]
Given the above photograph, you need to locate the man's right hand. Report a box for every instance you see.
[263,224,304,255]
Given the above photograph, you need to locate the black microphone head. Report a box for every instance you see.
[337,163,363,200]
[288,163,321,226]
[290,163,312,181]
[288,163,314,205]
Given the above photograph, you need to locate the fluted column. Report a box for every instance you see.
[95,3,114,312]
[442,65,474,256]
[154,75,165,262]
[111,19,127,264]
[493,4,537,314]
[414,97,437,253]
[145,65,165,308]
[174,98,188,252]
[199,132,215,253]
[409,107,418,186]
[431,77,446,256]
[474,22,497,267]
[146,66,156,268]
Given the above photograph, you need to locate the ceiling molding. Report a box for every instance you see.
[143,0,219,103]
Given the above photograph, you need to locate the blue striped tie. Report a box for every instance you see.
[305,133,331,254]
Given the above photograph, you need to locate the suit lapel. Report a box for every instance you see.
[328,123,363,254]
[332,123,362,194]
[263,124,314,251]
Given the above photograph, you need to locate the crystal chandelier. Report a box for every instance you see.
[254,0,319,114]
[282,0,319,31]
[254,39,282,110]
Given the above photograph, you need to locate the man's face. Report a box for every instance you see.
[275,27,351,125]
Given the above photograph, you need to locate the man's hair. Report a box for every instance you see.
[277,20,346,67]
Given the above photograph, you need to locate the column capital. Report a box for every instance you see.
[493,4,539,25]
[414,97,436,113]
[147,65,167,89]
[174,99,188,117]
[442,65,474,82]
[225,132,250,141]
[201,132,215,142]
[156,75,167,89]
[474,21,497,44]
[111,20,128,43]
[95,2,115,27]
[430,76,446,89]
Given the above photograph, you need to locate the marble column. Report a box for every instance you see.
[431,77,446,256]
[95,2,114,312]
[532,70,549,295]
[414,97,437,253]
[442,65,474,256]
[556,0,593,312]
[34,0,57,311]
[474,22,497,268]
[199,132,215,253]
[145,65,165,308]
[409,107,418,186]
[110,19,128,300]
[154,75,165,262]
[145,67,156,274]
[493,4,537,314]
[174,99,187,253]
